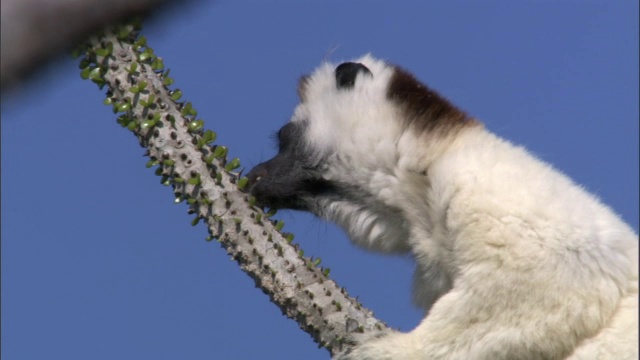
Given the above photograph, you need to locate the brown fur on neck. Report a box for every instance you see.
[387,67,480,137]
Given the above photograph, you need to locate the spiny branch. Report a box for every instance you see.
[75,21,388,356]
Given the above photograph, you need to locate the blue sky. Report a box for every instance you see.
[2,2,638,359]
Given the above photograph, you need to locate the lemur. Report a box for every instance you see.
[247,55,638,360]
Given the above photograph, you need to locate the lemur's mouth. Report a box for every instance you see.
[247,160,336,211]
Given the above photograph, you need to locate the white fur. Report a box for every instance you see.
[291,55,639,359]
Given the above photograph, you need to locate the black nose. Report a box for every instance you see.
[246,162,269,188]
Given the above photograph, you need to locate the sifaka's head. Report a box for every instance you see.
[246,55,479,253]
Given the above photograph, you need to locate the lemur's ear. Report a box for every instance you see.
[335,62,372,90]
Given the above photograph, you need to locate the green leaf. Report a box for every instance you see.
[95,42,113,57]
[146,159,159,168]
[160,176,171,186]
[91,77,106,88]
[163,77,174,86]
[135,36,147,47]
[213,145,228,159]
[117,103,131,112]
[170,90,183,101]
[163,159,175,166]
[181,102,193,116]
[224,158,241,172]
[80,67,92,79]
[116,115,130,127]
[265,208,277,217]
[188,175,201,185]
[140,120,156,130]
[128,62,138,73]
[78,58,91,69]
[117,26,132,40]
[138,50,153,62]
[88,67,102,80]
[275,220,284,231]
[205,155,215,165]
[151,57,164,71]
[95,48,109,57]
[191,216,201,226]
[187,120,204,133]
[203,130,217,144]
[285,233,295,243]
[236,177,249,189]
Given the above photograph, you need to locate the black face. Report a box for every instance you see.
[248,62,372,210]
[246,121,333,210]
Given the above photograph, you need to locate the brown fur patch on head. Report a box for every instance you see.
[387,67,480,136]
[297,75,310,102]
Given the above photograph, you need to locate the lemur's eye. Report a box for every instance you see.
[335,62,373,90]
